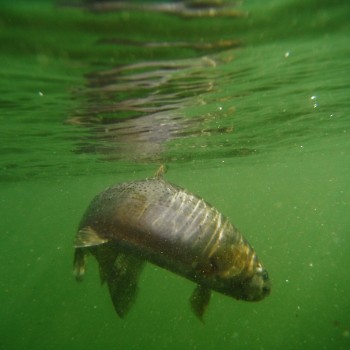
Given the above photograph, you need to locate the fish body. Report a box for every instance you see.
[74,167,270,319]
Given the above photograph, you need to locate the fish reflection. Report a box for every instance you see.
[67,56,236,161]
[81,0,246,18]
[65,0,244,162]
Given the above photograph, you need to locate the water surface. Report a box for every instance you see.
[1,0,350,349]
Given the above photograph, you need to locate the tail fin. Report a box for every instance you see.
[92,244,146,318]
[106,253,145,318]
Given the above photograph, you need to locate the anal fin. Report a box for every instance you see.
[73,226,108,281]
[74,226,108,248]
[73,248,87,281]
[190,284,212,322]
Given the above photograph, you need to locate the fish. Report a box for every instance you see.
[73,165,271,320]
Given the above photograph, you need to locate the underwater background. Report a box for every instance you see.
[1,0,350,349]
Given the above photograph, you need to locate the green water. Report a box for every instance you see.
[1,0,350,349]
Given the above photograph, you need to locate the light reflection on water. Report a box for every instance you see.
[67,54,239,162]
[0,0,349,179]
[1,2,350,350]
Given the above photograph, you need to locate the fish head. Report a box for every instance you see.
[210,243,271,301]
[238,263,271,301]
[231,262,271,301]
[212,262,271,302]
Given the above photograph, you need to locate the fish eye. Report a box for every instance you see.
[262,270,269,281]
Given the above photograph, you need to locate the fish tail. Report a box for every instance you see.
[105,252,146,318]
[91,243,146,317]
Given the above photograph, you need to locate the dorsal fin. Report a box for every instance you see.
[154,164,167,179]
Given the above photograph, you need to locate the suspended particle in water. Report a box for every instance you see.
[310,95,319,108]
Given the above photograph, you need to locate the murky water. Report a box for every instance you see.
[1,0,350,349]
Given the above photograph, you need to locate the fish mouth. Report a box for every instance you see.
[263,287,271,296]
[259,280,272,299]
[245,277,272,301]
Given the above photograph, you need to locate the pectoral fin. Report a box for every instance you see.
[190,284,212,321]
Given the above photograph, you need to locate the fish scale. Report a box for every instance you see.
[73,167,271,320]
